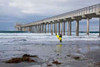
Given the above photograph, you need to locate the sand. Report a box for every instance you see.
[0,33,100,67]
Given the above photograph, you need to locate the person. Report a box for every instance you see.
[56,34,62,42]
[59,34,62,42]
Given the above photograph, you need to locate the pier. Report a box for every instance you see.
[15,4,100,36]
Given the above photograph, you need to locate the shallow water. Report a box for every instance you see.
[0,33,100,67]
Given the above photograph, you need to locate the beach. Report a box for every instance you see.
[0,33,100,67]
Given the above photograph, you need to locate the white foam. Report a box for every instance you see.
[0,33,99,42]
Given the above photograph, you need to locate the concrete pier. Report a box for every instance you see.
[60,22,62,35]
[29,26,32,32]
[48,24,49,33]
[45,24,46,33]
[55,23,57,35]
[40,25,42,33]
[15,4,100,36]
[42,24,44,33]
[87,18,89,36]
[63,22,65,35]
[51,23,53,35]
[99,18,100,37]
[69,22,72,36]
[39,25,41,33]
[67,21,71,36]
[58,22,60,35]
[76,20,79,36]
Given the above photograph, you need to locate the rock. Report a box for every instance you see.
[5,58,22,63]
[21,39,27,41]
[52,60,61,65]
[23,54,30,57]
[22,56,35,62]
[30,55,38,58]
[23,54,38,58]
[72,56,80,60]
[67,53,84,60]
[28,65,41,67]
[95,62,100,66]
[67,55,71,57]
[47,64,52,66]
[5,54,36,63]
[88,62,94,67]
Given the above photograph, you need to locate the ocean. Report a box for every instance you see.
[0,31,99,35]
[0,31,99,37]
[0,31,27,33]
[0,31,100,67]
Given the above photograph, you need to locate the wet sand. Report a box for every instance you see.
[0,63,35,67]
[0,34,100,67]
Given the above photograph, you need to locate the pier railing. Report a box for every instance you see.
[44,4,100,22]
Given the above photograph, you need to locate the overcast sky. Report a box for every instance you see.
[0,0,100,31]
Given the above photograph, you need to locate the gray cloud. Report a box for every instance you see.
[0,0,99,30]
[0,0,99,17]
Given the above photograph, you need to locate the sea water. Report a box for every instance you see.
[0,31,100,67]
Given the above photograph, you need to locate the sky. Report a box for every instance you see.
[0,0,100,31]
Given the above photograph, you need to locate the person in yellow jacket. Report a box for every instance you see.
[56,34,62,42]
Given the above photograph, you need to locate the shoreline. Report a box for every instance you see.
[0,34,100,67]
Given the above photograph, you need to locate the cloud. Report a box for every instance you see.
[0,0,99,30]
[8,0,69,16]
[0,0,100,17]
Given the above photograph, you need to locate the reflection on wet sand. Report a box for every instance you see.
[50,43,100,67]
[0,40,100,67]
[56,44,62,54]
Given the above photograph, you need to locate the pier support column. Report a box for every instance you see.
[34,26,35,33]
[39,25,41,33]
[36,25,39,33]
[24,27,26,31]
[20,27,22,31]
[69,22,72,36]
[45,24,46,33]
[33,26,35,33]
[18,27,20,31]
[34,26,36,33]
[60,22,62,35]
[67,22,69,36]
[54,23,55,33]
[35,26,36,33]
[99,18,100,37]
[35,25,37,33]
[32,26,34,33]
[29,26,32,32]
[48,23,49,33]
[37,25,39,33]
[41,24,42,33]
[51,23,53,35]
[40,25,41,33]
[55,23,57,35]
[21,28,23,31]
[23,28,25,31]
[87,18,89,36]
[63,22,65,35]
[42,24,44,33]
[59,22,60,35]
[38,25,40,33]
[36,25,38,33]
[67,21,72,36]
[76,20,79,36]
